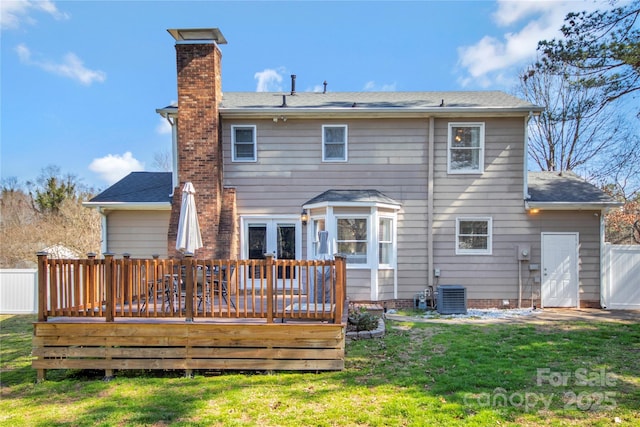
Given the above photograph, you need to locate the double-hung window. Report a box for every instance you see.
[337,217,367,264]
[322,125,348,161]
[378,217,394,266]
[448,123,484,173]
[232,125,257,162]
[456,217,492,255]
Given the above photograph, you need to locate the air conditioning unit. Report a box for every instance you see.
[437,285,467,315]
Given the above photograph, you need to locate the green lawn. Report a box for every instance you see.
[1,314,638,426]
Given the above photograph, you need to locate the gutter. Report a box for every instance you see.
[82,202,172,210]
[525,201,623,211]
[220,107,544,120]
[427,117,435,291]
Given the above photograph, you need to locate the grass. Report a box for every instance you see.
[1,314,639,426]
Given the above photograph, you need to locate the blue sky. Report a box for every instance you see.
[1,0,616,192]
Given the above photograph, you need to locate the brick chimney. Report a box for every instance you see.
[167,28,227,259]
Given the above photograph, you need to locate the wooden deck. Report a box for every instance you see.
[33,254,347,380]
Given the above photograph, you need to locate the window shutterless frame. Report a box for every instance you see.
[231,125,257,162]
[455,217,492,255]
[322,125,348,162]
[447,122,485,174]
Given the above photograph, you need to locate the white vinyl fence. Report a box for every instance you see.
[0,269,38,314]
[602,245,640,310]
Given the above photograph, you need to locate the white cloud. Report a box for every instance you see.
[363,81,397,92]
[89,152,144,185]
[1,0,69,31]
[456,0,606,88]
[15,43,106,85]
[254,68,284,92]
[156,117,173,135]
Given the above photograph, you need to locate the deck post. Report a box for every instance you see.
[265,253,275,323]
[87,253,98,316]
[122,254,131,315]
[104,253,115,322]
[36,252,48,322]
[184,254,194,322]
[35,252,48,381]
[334,254,347,324]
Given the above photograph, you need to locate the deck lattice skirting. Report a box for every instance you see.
[33,253,347,379]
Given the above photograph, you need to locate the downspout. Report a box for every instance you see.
[98,207,108,255]
[428,117,435,290]
[524,112,532,200]
[168,115,178,195]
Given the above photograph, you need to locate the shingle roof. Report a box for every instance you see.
[304,189,401,207]
[220,91,540,110]
[89,172,172,203]
[528,171,618,205]
[157,90,542,115]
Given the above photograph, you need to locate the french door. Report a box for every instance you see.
[243,218,301,286]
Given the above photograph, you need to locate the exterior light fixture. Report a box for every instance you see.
[300,209,308,225]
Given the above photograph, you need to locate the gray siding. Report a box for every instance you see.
[221,115,602,304]
[107,210,171,258]
[432,117,531,300]
[224,118,429,300]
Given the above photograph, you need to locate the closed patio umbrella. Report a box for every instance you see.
[176,182,203,254]
[313,230,332,303]
[318,230,329,260]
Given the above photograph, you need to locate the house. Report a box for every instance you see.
[85,27,620,309]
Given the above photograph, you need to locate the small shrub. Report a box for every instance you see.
[348,305,380,332]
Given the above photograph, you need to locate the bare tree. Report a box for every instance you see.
[516,66,635,178]
[152,150,172,172]
[0,169,101,268]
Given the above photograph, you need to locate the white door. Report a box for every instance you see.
[243,218,301,288]
[541,233,579,307]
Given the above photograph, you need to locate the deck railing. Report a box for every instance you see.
[36,252,346,324]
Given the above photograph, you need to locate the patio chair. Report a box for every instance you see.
[141,277,175,313]
[209,265,236,309]
[182,265,236,311]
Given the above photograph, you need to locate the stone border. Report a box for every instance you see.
[346,318,385,340]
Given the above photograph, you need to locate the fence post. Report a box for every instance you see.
[184,254,194,322]
[104,253,114,322]
[264,253,275,323]
[334,254,347,324]
[36,252,49,322]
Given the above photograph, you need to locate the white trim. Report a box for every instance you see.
[220,108,543,120]
[240,216,302,260]
[322,124,348,162]
[304,201,401,210]
[231,125,257,162]
[525,201,622,211]
[455,217,493,255]
[447,122,485,174]
[82,202,171,210]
